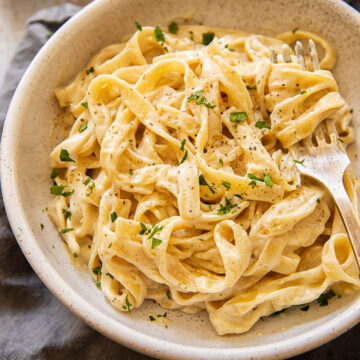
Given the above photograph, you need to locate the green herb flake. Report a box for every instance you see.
[62,208,72,220]
[96,282,101,288]
[234,194,243,200]
[187,90,204,101]
[149,315,156,321]
[61,190,74,197]
[166,289,171,300]
[83,177,91,185]
[316,198,320,203]
[292,28,299,34]
[350,109,354,114]
[270,308,287,316]
[189,30,194,41]
[199,238,205,241]
[135,21,142,31]
[50,185,65,195]
[87,182,95,197]
[179,149,188,165]
[224,44,235,52]
[299,90,307,95]
[154,26,165,43]
[338,137,344,143]
[246,85,257,90]
[255,121,271,130]
[73,253,78,258]
[86,67,94,75]
[88,244,91,249]
[50,168,58,179]
[40,223,44,230]
[107,242,112,249]
[79,123,88,133]
[229,112,248,123]
[110,211,117,223]
[248,180,257,187]
[60,149,75,162]
[81,101,89,109]
[139,222,148,235]
[148,225,164,240]
[180,139,186,151]
[219,158,224,166]
[217,196,237,215]
[60,227,74,234]
[168,21,179,34]
[300,305,310,312]
[317,289,336,306]
[151,238,162,249]
[202,32,215,45]
[129,169,133,175]
[92,266,102,276]
[247,173,264,182]
[293,159,305,165]
[47,31,53,39]
[199,174,215,194]
[221,180,231,190]
[264,174,274,187]
[106,272,114,279]
[125,296,133,312]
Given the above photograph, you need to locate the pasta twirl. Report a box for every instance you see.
[48,25,360,335]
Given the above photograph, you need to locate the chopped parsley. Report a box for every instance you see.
[270,308,287,316]
[168,21,179,34]
[92,266,102,276]
[87,182,95,197]
[50,185,65,195]
[229,112,248,123]
[225,44,235,52]
[350,108,354,114]
[73,253,78,258]
[316,198,320,203]
[217,197,237,215]
[202,32,214,45]
[110,211,117,223]
[62,208,72,220]
[300,305,310,312]
[139,222,148,235]
[148,224,164,240]
[60,228,74,234]
[60,149,75,162]
[106,272,114,279]
[151,238,162,249]
[189,30,194,41]
[47,31,53,39]
[179,149,188,165]
[50,168,58,179]
[153,26,167,50]
[187,90,215,108]
[107,242,112,249]
[166,289,171,300]
[299,90,307,95]
[180,139,186,151]
[263,174,274,187]
[81,101,89,109]
[125,295,132,312]
[198,238,205,241]
[292,27,299,34]
[247,173,264,182]
[338,138,344,143]
[199,174,215,194]
[129,169,133,175]
[234,194,243,200]
[317,289,336,306]
[219,158,224,166]
[293,159,305,165]
[149,315,156,321]
[255,121,271,130]
[83,177,91,185]
[79,123,88,133]
[221,180,231,190]
[135,21,142,31]
[40,223,44,230]
[246,85,257,90]
[86,67,94,75]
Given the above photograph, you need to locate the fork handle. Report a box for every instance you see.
[330,182,360,270]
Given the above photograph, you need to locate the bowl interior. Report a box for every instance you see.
[2,0,360,359]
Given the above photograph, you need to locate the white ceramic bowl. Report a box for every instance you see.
[2,0,360,359]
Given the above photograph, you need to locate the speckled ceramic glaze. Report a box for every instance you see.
[2,0,360,359]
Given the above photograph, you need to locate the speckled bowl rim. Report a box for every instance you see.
[1,0,360,359]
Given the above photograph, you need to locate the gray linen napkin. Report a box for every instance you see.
[0,3,359,360]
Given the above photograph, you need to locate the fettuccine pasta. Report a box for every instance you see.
[48,25,360,335]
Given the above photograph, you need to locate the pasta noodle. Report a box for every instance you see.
[48,25,360,335]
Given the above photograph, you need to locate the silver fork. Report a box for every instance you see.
[271,41,360,270]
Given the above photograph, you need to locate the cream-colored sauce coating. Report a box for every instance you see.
[48,25,360,335]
